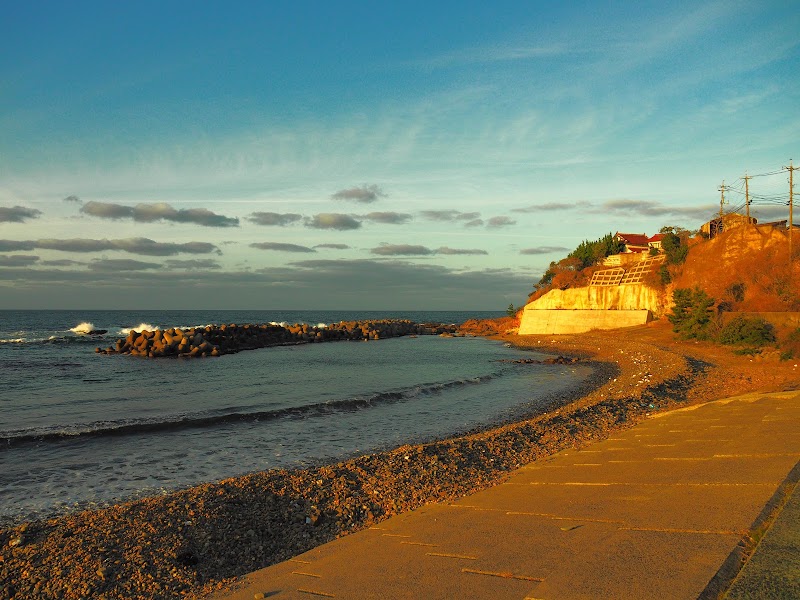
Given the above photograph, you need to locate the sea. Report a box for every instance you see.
[0,310,594,526]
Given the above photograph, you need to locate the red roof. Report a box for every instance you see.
[648,234,665,243]
[615,232,650,246]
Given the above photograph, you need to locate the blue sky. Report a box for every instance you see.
[1,1,797,310]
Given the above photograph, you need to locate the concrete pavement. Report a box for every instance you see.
[213,390,800,600]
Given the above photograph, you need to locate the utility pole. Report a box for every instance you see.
[717,181,728,237]
[784,159,797,270]
[743,173,752,223]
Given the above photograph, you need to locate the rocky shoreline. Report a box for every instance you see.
[2,323,795,600]
[95,320,459,358]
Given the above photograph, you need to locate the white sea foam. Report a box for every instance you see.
[69,322,96,334]
[270,321,289,327]
[118,323,157,336]
[0,338,26,344]
[315,323,328,329]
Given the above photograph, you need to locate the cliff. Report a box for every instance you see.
[527,284,669,315]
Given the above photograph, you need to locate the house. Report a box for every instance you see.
[647,233,665,251]
[614,232,650,253]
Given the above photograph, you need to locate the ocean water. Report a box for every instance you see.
[0,310,593,525]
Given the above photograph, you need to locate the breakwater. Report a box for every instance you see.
[95,319,460,358]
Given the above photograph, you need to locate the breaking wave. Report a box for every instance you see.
[69,322,96,335]
[118,323,157,336]
[1,372,504,447]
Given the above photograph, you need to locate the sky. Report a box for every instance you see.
[0,1,798,310]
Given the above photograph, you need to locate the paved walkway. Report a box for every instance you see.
[214,390,800,600]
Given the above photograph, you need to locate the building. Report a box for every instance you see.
[701,213,757,238]
[614,232,650,253]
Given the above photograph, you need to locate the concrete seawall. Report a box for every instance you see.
[518,308,651,335]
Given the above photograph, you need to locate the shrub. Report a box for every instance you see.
[669,287,716,340]
[659,227,690,265]
[719,316,776,347]
[778,327,800,359]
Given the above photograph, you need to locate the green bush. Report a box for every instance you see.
[778,327,800,359]
[669,287,716,340]
[719,316,776,347]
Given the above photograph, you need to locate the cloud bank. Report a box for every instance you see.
[0,206,42,223]
[305,213,362,230]
[331,184,386,204]
[80,201,239,227]
[250,242,316,253]
[247,212,303,226]
[0,238,219,256]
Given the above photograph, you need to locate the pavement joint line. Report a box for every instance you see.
[654,457,716,461]
[297,589,335,598]
[712,453,800,458]
[643,444,676,447]
[426,552,478,560]
[607,459,643,463]
[505,511,625,524]
[572,463,602,466]
[400,541,439,547]
[291,571,322,578]
[290,559,313,565]
[381,533,411,538]
[618,526,743,536]
[461,568,544,582]
[446,504,503,511]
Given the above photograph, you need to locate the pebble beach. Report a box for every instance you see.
[1,320,797,600]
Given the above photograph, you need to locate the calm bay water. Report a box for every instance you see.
[0,310,592,525]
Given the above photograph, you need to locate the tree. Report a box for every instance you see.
[668,287,716,340]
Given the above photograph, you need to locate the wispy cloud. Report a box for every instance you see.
[420,210,481,222]
[434,246,488,255]
[62,195,82,204]
[88,258,163,271]
[486,216,517,228]
[314,243,351,250]
[594,199,717,221]
[164,259,222,270]
[520,246,570,255]
[331,184,387,203]
[464,219,484,228]
[371,244,434,256]
[80,201,239,227]
[40,259,85,267]
[0,206,42,223]
[250,242,316,253]
[412,43,571,70]
[362,211,413,225]
[305,213,362,230]
[513,201,589,213]
[0,254,39,267]
[247,212,303,226]
[0,238,220,256]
